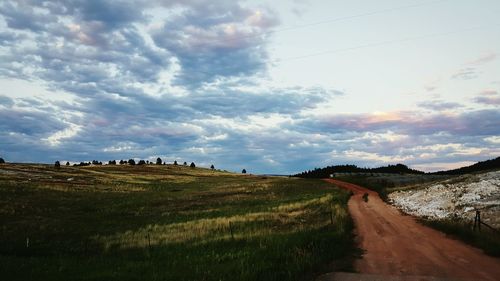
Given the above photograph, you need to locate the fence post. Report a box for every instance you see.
[473,210,481,232]
[26,237,29,249]
[477,211,481,232]
[329,203,334,225]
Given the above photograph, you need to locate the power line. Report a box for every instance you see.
[184,24,500,78]
[273,24,500,63]
[206,0,451,44]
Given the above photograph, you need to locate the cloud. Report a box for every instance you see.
[473,90,500,106]
[451,67,479,80]
[417,100,463,111]
[151,1,279,88]
[0,1,498,174]
[466,52,497,66]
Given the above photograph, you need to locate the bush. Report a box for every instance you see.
[54,161,61,168]
[0,158,4,164]
[190,162,196,168]
[128,159,136,165]
[156,157,162,165]
[242,169,247,174]
[138,160,146,165]
[210,165,215,170]
[174,160,178,165]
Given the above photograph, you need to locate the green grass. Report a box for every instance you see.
[0,164,354,281]
[419,218,500,257]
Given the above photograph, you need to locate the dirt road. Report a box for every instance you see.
[325,179,500,280]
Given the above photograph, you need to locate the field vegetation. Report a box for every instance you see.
[0,164,354,281]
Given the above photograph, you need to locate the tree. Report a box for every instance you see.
[128,159,136,165]
[183,162,187,166]
[138,160,146,165]
[173,160,178,165]
[0,158,4,164]
[55,161,61,168]
[108,160,116,165]
[119,160,124,165]
[242,169,247,174]
[190,162,196,168]
[66,161,70,166]
[156,157,162,165]
[210,164,215,170]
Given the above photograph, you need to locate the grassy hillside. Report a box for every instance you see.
[0,164,353,281]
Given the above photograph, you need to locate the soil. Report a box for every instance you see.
[324,179,500,281]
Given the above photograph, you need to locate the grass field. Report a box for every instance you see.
[0,164,354,281]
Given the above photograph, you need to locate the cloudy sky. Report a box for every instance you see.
[0,0,499,174]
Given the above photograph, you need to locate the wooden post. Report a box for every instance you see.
[473,210,481,232]
[477,211,481,232]
[26,237,29,248]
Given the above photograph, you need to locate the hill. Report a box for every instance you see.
[0,163,353,281]
[432,156,500,175]
[294,163,424,178]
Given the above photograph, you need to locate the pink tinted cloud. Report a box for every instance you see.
[320,109,499,136]
[473,90,500,106]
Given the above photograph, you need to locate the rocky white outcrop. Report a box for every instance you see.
[389,171,500,228]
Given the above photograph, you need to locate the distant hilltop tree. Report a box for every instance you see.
[119,160,125,165]
[183,161,187,166]
[108,160,116,165]
[190,162,196,168]
[128,159,136,165]
[156,157,162,165]
[242,169,247,174]
[66,161,70,166]
[54,161,61,168]
[138,160,146,165]
[294,163,424,178]
[174,160,178,165]
[210,164,215,170]
[0,158,4,164]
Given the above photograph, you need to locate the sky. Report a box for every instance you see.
[0,0,499,174]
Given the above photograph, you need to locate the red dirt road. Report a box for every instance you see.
[325,179,500,280]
